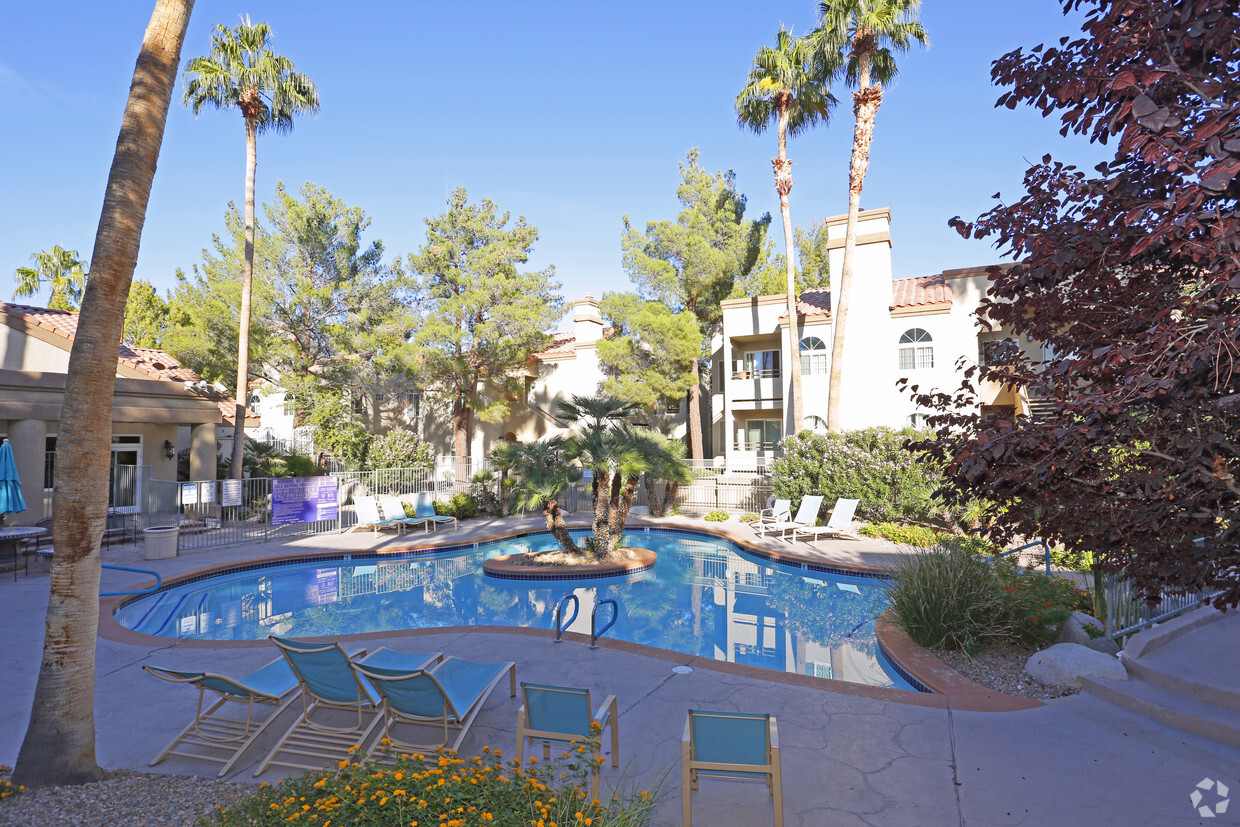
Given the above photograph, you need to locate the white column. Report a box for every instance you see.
[9,419,48,525]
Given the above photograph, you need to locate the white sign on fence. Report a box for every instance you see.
[222,479,242,507]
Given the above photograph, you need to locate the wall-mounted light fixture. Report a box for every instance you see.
[164,440,175,460]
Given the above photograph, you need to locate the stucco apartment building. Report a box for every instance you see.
[0,302,255,524]
[713,208,1039,469]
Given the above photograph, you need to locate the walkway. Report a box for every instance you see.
[2,517,1237,825]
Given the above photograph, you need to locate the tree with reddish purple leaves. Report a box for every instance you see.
[906,0,1239,611]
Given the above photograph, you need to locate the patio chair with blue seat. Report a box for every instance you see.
[352,495,402,534]
[752,498,791,538]
[763,495,824,542]
[516,682,619,799]
[412,491,458,532]
[256,636,443,775]
[143,656,302,777]
[790,497,861,547]
[682,709,782,826]
[378,495,430,534]
[354,655,516,755]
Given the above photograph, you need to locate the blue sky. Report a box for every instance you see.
[2,1,1104,319]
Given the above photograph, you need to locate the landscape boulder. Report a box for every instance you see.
[1056,611,1107,646]
[1025,643,1129,688]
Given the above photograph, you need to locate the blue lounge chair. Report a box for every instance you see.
[379,495,430,534]
[412,492,458,532]
[256,636,442,775]
[144,657,300,777]
[682,709,783,827]
[517,682,619,799]
[354,656,516,754]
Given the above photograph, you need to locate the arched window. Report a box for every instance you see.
[899,328,934,370]
[805,415,829,434]
[799,336,827,375]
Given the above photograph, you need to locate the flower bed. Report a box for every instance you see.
[202,742,659,826]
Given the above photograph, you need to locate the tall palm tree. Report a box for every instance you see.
[814,0,927,432]
[13,0,194,788]
[183,17,318,478]
[13,245,89,311]
[735,27,836,435]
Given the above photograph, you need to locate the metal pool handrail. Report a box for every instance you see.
[590,599,618,649]
[993,540,1051,575]
[553,594,579,642]
[100,563,163,597]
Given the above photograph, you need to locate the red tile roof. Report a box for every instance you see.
[531,328,616,359]
[533,331,579,357]
[774,275,953,320]
[892,274,952,308]
[1,301,254,424]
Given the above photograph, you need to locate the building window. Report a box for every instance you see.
[907,413,929,429]
[282,394,297,416]
[741,350,781,378]
[742,419,781,451]
[351,393,366,416]
[805,415,828,434]
[799,336,827,375]
[899,328,934,370]
[403,391,421,424]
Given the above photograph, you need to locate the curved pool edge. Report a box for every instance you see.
[97,518,1042,712]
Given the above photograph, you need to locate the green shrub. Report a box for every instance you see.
[435,492,480,520]
[772,427,941,524]
[887,545,1095,652]
[368,429,434,472]
[201,741,660,826]
[993,563,1091,644]
[738,512,759,523]
[886,545,1014,653]
[860,522,942,547]
[704,510,730,522]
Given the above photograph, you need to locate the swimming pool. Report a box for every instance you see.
[114,528,916,691]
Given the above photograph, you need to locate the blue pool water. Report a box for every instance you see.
[114,528,916,691]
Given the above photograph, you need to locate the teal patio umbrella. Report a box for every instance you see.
[0,439,28,518]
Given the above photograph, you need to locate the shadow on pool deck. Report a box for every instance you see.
[3,515,1237,825]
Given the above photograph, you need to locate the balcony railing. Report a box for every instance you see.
[734,440,779,452]
[731,369,781,380]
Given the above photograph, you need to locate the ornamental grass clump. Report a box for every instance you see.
[201,740,659,827]
[887,546,1098,655]
[885,545,1017,654]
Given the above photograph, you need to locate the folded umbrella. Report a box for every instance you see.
[0,439,28,517]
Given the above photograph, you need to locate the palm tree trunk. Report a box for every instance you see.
[591,469,611,557]
[826,47,880,434]
[230,117,258,478]
[14,0,193,788]
[543,501,580,555]
[774,100,804,436]
[608,475,641,554]
[643,474,664,517]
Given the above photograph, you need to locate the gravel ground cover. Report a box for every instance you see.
[935,643,1080,701]
[0,768,254,827]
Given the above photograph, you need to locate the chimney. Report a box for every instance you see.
[573,294,604,345]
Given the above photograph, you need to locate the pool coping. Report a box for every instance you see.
[97,520,1043,713]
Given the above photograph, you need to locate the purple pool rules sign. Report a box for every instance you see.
[271,477,340,528]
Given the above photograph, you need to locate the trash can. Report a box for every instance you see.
[143,525,179,560]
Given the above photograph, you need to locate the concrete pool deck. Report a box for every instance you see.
[3,516,1238,825]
